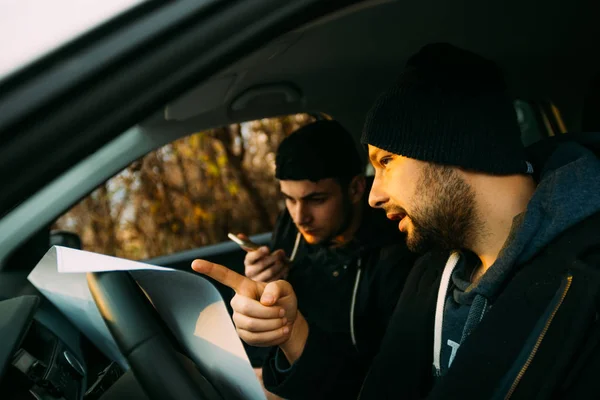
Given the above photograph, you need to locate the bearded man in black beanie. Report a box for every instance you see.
[356,43,600,399]
[193,43,600,399]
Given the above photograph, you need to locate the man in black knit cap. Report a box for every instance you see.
[193,43,600,399]
[235,120,417,398]
[353,44,600,399]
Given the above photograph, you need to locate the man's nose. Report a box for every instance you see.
[368,175,388,209]
[294,203,311,225]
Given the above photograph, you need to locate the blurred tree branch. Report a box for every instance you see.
[54,114,315,259]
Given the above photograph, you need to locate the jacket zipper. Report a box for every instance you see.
[359,254,460,398]
[504,274,573,399]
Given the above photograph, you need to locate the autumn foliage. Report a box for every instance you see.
[53,114,315,260]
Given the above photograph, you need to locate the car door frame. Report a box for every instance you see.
[0,0,361,265]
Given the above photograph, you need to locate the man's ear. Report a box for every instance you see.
[349,175,366,204]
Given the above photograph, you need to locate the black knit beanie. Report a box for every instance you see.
[276,120,364,181]
[362,43,531,175]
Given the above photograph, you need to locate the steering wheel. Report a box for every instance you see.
[87,271,223,400]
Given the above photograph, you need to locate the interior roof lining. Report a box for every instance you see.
[159,0,600,135]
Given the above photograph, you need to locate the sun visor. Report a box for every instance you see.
[228,83,303,121]
[164,76,235,121]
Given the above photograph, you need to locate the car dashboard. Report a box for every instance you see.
[0,295,120,400]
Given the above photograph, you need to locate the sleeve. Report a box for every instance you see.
[243,342,272,368]
[245,210,292,367]
[261,245,417,399]
[262,247,436,400]
[262,322,367,400]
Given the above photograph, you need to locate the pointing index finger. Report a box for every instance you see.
[191,259,253,295]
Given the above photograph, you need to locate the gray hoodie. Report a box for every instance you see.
[434,142,600,376]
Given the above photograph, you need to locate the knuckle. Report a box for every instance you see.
[254,272,267,283]
[238,329,251,342]
[276,280,287,289]
[245,319,257,331]
[262,255,274,264]
[260,257,272,268]
[238,301,250,315]
[231,296,248,314]
[243,330,258,343]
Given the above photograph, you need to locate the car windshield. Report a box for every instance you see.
[0,0,145,80]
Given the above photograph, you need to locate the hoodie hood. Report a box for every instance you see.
[459,141,600,303]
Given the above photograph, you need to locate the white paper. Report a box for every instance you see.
[28,246,265,400]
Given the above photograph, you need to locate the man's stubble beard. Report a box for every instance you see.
[406,164,481,254]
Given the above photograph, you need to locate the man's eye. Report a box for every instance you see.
[380,157,392,167]
[311,198,326,204]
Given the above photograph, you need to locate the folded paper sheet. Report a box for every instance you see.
[28,246,265,400]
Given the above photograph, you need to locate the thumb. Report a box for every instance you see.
[260,281,289,306]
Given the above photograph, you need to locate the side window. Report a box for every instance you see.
[52,114,315,260]
[515,100,544,146]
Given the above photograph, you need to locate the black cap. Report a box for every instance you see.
[362,43,531,175]
[276,120,364,181]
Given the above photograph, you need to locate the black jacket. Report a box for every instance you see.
[359,211,600,400]
[266,135,600,399]
[259,179,418,399]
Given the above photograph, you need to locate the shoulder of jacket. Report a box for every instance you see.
[543,211,600,266]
